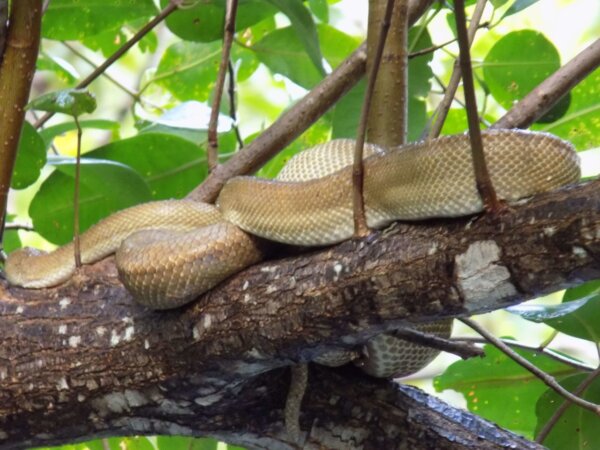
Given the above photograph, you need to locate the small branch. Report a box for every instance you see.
[61,42,138,99]
[457,337,596,372]
[72,116,83,268]
[493,37,600,130]
[536,366,600,443]
[34,0,182,129]
[227,60,244,148]
[207,0,238,172]
[3,223,34,232]
[394,327,484,360]
[353,0,397,237]
[284,364,308,445]
[428,0,486,138]
[0,0,42,247]
[453,0,501,212]
[460,318,600,416]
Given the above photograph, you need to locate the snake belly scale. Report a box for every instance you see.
[5,130,581,377]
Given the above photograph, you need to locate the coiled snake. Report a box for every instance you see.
[5,130,580,378]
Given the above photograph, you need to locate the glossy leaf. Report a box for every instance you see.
[483,30,561,111]
[507,296,600,342]
[265,0,325,76]
[434,344,581,438]
[37,53,79,84]
[82,20,158,57]
[309,0,329,22]
[30,158,151,245]
[12,122,47,190]
[160,0,277,43]
[87,133,209,199]
[154,41,221,101]
[503,0,543,18]
[563,280,600,302]
[42,0,156,40]
[535,374,600,449]
[28,89,97,117]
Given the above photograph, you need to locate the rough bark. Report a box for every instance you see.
[0,180,599,449]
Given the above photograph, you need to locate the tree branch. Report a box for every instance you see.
[0,179,599,447]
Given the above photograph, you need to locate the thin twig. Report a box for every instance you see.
[4,223,34,232]
[284,364,308,445]
[61,42,138,99]
[72,116,83,268]
[460,318,600,416]
[453,0,501,212]
[227,60,244,149]
[493,37,600,129]
[428,0,486,138]
[207,0,238,172]
[457,337,595,372]
[34,0,182,129]
[536,366,600,443]
[353,0,397,237]
[394,328,484,360]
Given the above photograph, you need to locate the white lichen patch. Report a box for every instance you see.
[144,339,150,350]
[96,326,106,337]
[265,284,277,294]
[332,262,343,281]
[260,265,278,273]
[68,336,81,348]
[194,392,223,406]
[110,330,121,347]
[544,226,557,237]
[242,280,250,290]
[124,389,149,408]
[15,306,24,314]
[58,325,67,335]
[78,394,86,402]
[59,298,71,309]
[0,367,7,381]
[124,326,135,341]
[428,242,439,255]
[56,377,69,391]
[455,240,517,310]
[572,246,588,258]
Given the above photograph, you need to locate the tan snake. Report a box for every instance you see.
[5,129,580,377]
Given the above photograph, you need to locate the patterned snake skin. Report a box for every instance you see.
[5,130,580,376]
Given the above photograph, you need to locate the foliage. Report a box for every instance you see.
[3,0,600,449]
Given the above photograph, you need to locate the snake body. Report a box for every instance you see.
[5,130,580,376]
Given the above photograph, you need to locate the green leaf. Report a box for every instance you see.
[265,0,325,76]
[12,122,47,190]
[319,25,361,69]
[434,343,580,438]
[252,26,323,89]
[483,30,561,111]
[563,280,600,302]
[535,374,600,449]
[2,215,22,254]
[156,436,220,450]
[503,0,543,18]
[37,53,79,84]
[534,67,600,151]
[507,296,600,342]
[82,19,158,57]
[39,120,120,149]
[160,0,277,43]
[28,89,97,117]
[153,41,222,101]
[30,157,151,245]
[42,0,157,40]
[87,133,209,199]
[309,0,329,22]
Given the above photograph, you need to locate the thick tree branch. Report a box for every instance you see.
[0,180,599,448]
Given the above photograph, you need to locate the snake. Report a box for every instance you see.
[4,129,581,378]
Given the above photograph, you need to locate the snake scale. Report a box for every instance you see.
[5,130,580,378]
